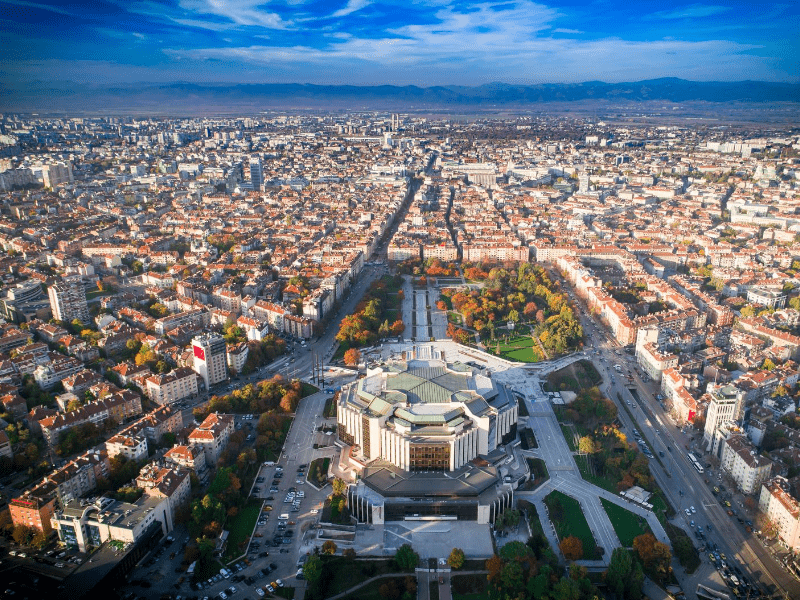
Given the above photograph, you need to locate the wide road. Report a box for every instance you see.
[567,284,800,599]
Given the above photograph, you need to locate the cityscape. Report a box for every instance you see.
[1,2,800,600]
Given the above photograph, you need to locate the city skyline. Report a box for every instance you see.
[1,0,798,89]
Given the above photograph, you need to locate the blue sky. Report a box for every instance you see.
[1,0,797,86]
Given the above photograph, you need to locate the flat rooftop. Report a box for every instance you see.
[361,462,499,498]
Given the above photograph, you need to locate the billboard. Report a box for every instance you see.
[193,345,205,361]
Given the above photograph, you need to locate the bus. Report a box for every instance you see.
[687,453,704,474]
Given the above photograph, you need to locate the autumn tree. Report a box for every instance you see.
[633,533,671,582]
[344,348,361,366]
[447,547,465,570]
[332,477,347,497]
[12,524,35,546]
[560,535,584,561]
[485,554,504,585]
[322,540,337,555]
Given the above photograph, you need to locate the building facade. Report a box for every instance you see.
[48,278,89,324]
[192,333,227,389]
[337,347,517,472]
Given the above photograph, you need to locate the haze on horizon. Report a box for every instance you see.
[0,0,798,91]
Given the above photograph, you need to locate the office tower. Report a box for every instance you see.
[47,278,89,324]
[192,333,228,389]
[249,155,263,192]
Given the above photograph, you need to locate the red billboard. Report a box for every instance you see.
[193,345,205,361]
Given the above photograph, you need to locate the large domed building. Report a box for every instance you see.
[337,348,518,472]
[336,346,518,525]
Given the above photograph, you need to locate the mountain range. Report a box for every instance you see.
[3,78,799,114]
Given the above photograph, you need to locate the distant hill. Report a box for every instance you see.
[3,78,799,113]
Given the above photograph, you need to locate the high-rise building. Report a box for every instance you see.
[47,278,89,324]
[578,172,589,193]
[192,333,227,390]
[41,162,73,188]
[703,383,744,455]
[249,155,263,192]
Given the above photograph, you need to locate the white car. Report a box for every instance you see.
[690,506,696,514]
[255,589,265,597]
[310,509,319,514]
[266,585,274,593]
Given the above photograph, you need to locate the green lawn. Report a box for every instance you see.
[274,587,295,599]
[544,490,599,559]
[300,382,319,397]
[86,289,113,300]
[323,396,337,418]
[486,333,542,363]
[600,498,653,547]
[321,558,396,598]
[559,424,577,451]
[224,499,262,562]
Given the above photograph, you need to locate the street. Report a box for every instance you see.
[568,286,800,599]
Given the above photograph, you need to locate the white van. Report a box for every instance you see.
[279,513,290,520]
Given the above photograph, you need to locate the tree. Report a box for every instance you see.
[303,553,322,586]
[633,533,671,582]
[332,477,347,497]
[560,535,584,561]
[762,358,776,371]
[394,543,419,571]
[343,548,357,560]
[321,540,337,555]
[447,547,465,570]
[344,348,361,367]
[12,524,34,546]
[378,579,401,600]
[578,436,597,454]
[500,560,525,594]
[605,547,644,600]
[486,554,504,584]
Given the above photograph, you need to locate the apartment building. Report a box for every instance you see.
[720,434,773,495]
[105,432,149,461]
[9,493,57,534]
[136,463,191,530]
[759,477,800,552]
[47,278,89,324]
[188,412,234,465]
[145,366,199,405]
[164,444,207,473]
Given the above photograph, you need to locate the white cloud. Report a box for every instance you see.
[553,28,583,34]
[177,0,288,29]
[330,0,371,18]
[651,4,730,19]
[163,0,782,86]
